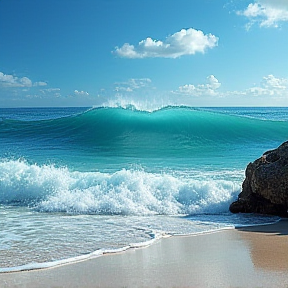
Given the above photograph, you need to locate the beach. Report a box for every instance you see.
[1,219,288,288]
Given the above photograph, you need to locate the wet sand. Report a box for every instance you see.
[1,219,288,288]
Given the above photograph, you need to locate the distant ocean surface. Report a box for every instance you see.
[0,106,287,272]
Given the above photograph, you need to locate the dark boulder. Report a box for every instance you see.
[229,141,288,217]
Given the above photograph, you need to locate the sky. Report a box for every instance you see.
[0,0,288,108]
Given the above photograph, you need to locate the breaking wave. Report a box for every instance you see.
[0,160,241,215]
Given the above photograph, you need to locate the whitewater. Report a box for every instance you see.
[0,106,287,272]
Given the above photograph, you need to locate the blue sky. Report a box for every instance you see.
[0,0,288,108]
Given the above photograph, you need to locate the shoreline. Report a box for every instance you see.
[1,219,288,288]
[0,218,279,274]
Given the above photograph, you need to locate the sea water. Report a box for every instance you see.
[0,106,287,272]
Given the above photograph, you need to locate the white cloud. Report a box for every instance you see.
[207,75,221,90]
[20,77,32,87]
[247,74,288,96]
[114,78,152,92]
[176,75,221,96]
[0,72,24,87]
[262,74,287,89]
[39,88,62,99]
[0,72,15,84]
[74,90,89,96]
[114,86,133,92]
[0,71,47,88]
[41,88,61,93]
[173,74,287,103]
[128,78,152,89]
[237,0,288,28]
[115,28,218,58]
[224,74,288,102]
[34,81,48,87]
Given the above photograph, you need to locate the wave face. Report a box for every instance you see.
[1,106,287,158]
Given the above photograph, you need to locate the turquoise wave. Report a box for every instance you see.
[1,106,287,157]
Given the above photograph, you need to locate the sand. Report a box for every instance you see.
[1,219,288,288]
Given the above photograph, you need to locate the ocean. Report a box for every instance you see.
[0,106,287,272]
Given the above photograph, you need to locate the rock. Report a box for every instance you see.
[229,141,288,217]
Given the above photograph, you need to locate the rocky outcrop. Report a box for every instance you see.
[229,141,288,217]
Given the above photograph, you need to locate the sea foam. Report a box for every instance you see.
[0,159,240,215]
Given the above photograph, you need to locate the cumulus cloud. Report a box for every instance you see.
[173,74,287,103]
[0,71,47,88]
[224,74,288,104]
[20,77,33,87]
[247,74,288,96]
[176,75,221,96]
[0,72,28,87]
[114,28,218,59]
[237,0,288,28]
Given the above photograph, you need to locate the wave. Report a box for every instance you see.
[0,159,241,215]
[1,106,287,157]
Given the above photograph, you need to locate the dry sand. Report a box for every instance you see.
[1,219,288,288]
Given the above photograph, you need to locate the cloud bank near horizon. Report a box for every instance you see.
[114,78,152,92]
[175,75,222,97]
[174,74,288,101]
[0,72,47,88]
[1,70,287,106]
